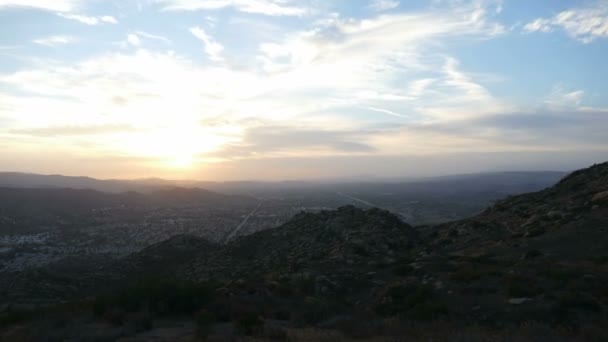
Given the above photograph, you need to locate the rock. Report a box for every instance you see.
[521,215,540,228]
[591,191,608,204]
[522,250,543,260]
[547,211,563,220]
[509,298,532,305]
[583,274,596,281]
[525,227,546,238]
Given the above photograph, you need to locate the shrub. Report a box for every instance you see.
[409,301,448,321]
[505,276,543,298]
[558,293,601,313]
[92,278,214,318]
[0,309,34,326]
[375,284,448,320]
[237,313,263,335]
[393,264,414,276]
[195,309,216,337]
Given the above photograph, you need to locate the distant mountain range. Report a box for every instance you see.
[0,172,177,193]
[0,170,568,195]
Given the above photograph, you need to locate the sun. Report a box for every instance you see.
[118,125,228,170]
[169,152,195,169]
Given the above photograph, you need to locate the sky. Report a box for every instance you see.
[0,0,607,180]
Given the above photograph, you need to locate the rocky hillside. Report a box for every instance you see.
[183,206,417,280]
[2,162,608,341]
[429,161,608,258]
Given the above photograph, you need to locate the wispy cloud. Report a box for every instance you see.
[524,2,608,43]
[0,0,81,12]
[368,0,400,12]
[189,27,224,61]
[134,31,171,44]
[156,0,307,16]
[124,32,171,48]
[33,35,77,47]
[11,124,137,137]
[212,125,376,159]
[365,106,409,119]
[57,13,118,25]
[127,34,142,47]
[544,84,585,109]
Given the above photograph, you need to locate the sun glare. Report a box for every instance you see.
[116,125,228,170]
[169,152,195,169]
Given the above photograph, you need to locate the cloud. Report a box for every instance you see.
[156,0,307,16]
[369,0,400,12]
[10,124,137,137]
[190,27,224,61]
[212,125,376,159]
[8,1,589,176]
[0,0,81,12]
[33,35,77,47]
[125,32,171,48]
[544,85,585,109]
[134,31,171,44]
[127,34,142,47]
[57,13,118,25]
[524,2,608,43]
[365,106,409,119]
[396,108,608,152]
[0,1,118,25]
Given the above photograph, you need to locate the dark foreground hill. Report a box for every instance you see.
[1,163,608,340]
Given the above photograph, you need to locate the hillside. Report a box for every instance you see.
[1,162,607,340]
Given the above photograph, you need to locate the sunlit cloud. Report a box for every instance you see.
[524,2,608,43]
[0,0,606,179]
[0,0,82,12]
[544,85,585,109]
[33,35,78,47]
[369,0,400,12]
[156,0,307,16]
[190,27,224,61]
[57,13,118,25]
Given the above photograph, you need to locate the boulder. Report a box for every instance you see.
[591,191,608,204]
[509,298,532,305]
[547,211,563,220]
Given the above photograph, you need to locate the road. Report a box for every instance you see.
[335,192,376,207]
[223,201,263,243]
